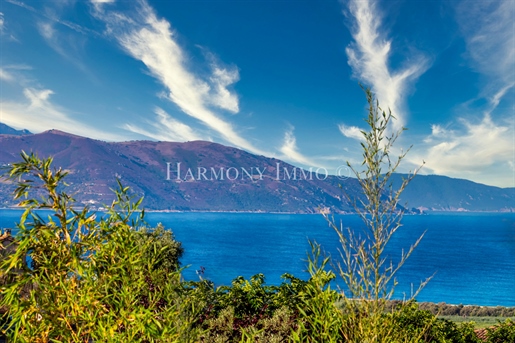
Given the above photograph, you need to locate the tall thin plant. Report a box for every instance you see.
[325,88,431,342]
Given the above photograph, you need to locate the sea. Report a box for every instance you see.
[1,210,514,307]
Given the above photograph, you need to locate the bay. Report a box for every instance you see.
[1,210,514,307]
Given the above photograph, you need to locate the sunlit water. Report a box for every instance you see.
[1,210,514,306]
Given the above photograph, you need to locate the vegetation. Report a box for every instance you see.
[417,302,515,318]
[317,87,431,342]
[1,90,514,342]
[0,152,195,342]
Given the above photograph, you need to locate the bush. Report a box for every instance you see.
[0,152,198,342]
[486,319,515,343]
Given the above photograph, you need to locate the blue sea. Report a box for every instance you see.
[1,210,514,307]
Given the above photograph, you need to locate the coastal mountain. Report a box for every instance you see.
[0,129,513,213]
[0,123,31,136]
[0,129,359,213]
[391,174,515,212]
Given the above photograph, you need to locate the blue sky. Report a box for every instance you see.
[0,0,513,187]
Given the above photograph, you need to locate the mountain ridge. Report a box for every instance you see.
[0,125,513,213]
[0,123,32,136]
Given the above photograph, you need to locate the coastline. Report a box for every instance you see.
[1,207,513,215]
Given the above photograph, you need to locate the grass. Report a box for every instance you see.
[441,315,515,329]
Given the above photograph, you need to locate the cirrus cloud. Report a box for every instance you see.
[0,87,127,141]
[92,0,266,155]
[344,0,430,131]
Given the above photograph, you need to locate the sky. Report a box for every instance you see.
[0,0,513,188]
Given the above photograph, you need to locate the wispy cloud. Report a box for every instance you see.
[338,124,363,141]
[207,61,240,113]
[92,0,266,155]
[344,0,429,131]
[90,0,116,12]
[7,0,95,36]
[5,0,35,12]
[0,11,19,41]
[0,87,126,141]
[410,115,513,186]
[0,12,4,33]
[123,107,204,142]
[38,21,56,41]
[0,64,32,83]
[36,20,92,73]
[0,68,13,82]
[8,0,98,74]
[410,0,515,187]
[455,0,514,111]
[279,126,315,166]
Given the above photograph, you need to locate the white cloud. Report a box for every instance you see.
[123,107,203,142]
[0,64,32,83]
[8,0,98,72]
[489,83,514,110]
[338,124,363,141]
[5,0,35,12]
[345,0,429,131]
[0,68,13,81]
[0,11,19,41]
[0,12,4,33]
[8,0,93,36]
[0,87,126,141]
[208,65,240,113]
[92,0,266,155]
[410,115,513,186]
[455,0,515,113]
[36,21,90,73]
[38,21,55,40]
[412,0,515,188]
[89,0,115,12]
[279,127,315,166]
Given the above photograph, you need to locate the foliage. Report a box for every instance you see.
[138,223,184,274]
[0,152,198,342]
[292,242,343,342]
[418,302,515,318]
[186,272,303,341]
[389,302,481,343]
[485,319,515,343]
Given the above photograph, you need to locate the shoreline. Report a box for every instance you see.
[0,207,513,215]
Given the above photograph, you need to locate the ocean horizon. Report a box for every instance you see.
[1,210,514,307]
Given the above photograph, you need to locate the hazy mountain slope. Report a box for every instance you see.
[0,130,358,212]
[391,174,515,212]
[0,130,513,212]
[0,123,31,136]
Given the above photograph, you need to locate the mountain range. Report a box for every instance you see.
[0,124,513,213]
[0,123,31,136]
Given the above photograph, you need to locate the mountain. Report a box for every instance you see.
[0,130,359,213]
[391,174,515,212]
[0,130,513,213]
[0,123,31,136]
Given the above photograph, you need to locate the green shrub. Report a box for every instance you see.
[292,243,344,342]
[486,319,515,343]
[138,223,184,273]
[0,152,199,342]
